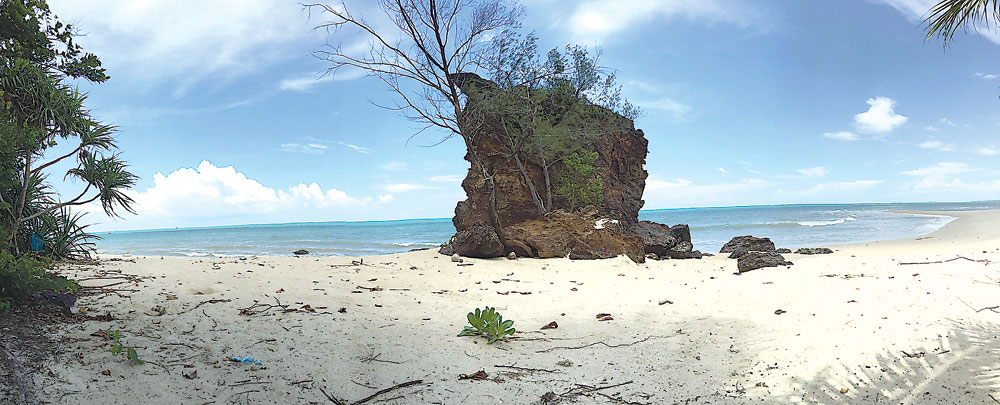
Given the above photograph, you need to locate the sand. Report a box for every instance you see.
[27,210,1000,404]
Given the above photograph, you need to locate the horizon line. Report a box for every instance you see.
[96,199,1000,235]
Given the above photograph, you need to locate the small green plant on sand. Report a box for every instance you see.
[109,330,144,366]
[458,306,516,344]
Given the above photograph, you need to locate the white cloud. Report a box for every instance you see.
[378,194,394,203]
[902,162,976,189]
[338,142,371,154]
[429,175,464,183]
[822,131,860,141]
[976,147,998,156]
[801,179,884,195]
[644,177,773,208]
[110,161,388,228]
[875,0,1000,44]
[796,167,829,177]
[279,143,328,154]
[51,0,312,89]
[279,68,367,91]
[917,140,956,152]
[923,125,940,132]
[383,183,435,192]
[380,161,407,171]
[637,97,692,120]
[939,117,958,127]
[854,97,908,134]
[564,0,751,42]
[717,168,727,174]
[975,72,1000,80]
[646,178,693,190]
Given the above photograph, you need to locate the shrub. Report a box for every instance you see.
[0,249,78,309]
[458,306,516,344]
[554,151,602,210]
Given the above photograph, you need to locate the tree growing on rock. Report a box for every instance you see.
[310,1,640,244]
[308,0,525,244]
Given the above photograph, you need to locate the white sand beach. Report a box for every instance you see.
[35,210,1000,404]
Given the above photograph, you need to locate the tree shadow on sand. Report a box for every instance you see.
[780,319,1000,404]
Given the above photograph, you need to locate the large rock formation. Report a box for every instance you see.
[439,73,693,262]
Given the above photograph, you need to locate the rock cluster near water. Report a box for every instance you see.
[720,235,791,273]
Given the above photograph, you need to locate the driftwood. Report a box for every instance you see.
[899,256,991,266]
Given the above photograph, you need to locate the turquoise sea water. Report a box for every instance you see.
[94,201,1000,257]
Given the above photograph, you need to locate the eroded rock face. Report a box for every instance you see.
[503,210,645,263]
[439,222,504,258]
[737,252,792,274]
[720,236,776,254]
[439,73,692,262]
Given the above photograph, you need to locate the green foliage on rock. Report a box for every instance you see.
[460,33,639,214]
[555,151,603,210]
[458,306,516,344]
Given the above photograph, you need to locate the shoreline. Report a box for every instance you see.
[21,210,1000,403]
[92,206,971,259]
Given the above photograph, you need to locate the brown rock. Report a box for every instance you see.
[438,222,504,258]
[720,236,776,254]
[737,252,792,274]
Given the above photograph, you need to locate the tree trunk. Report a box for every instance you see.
[512,153,545,216]
[542,160,553,213]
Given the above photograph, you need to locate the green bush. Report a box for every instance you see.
[458,306,516,344]
[0,249,78,309]
[554,151,603,210]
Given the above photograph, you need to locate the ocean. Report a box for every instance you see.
[93,201,1000,258]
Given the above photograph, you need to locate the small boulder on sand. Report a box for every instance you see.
[293,249,309,255]
[451,253,463,263]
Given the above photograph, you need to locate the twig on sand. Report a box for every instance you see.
[989,393,1000,404]
[353,380,424,405]
[977,306,1000,314]
[899,256,991,266]
[557,381,647,404]
[360,352,403,364]
[318,385,346,404]
[203,309,219,330]
[494,364,556,373]
[238,295,290,316]
[536,336,664,353]
[177,299,232,315]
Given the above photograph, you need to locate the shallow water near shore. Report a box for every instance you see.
[93,201,999,257]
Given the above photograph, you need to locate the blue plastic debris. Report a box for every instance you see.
[231,355,262,365]
[30,233,43,252]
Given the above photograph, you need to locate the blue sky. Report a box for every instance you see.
[43,0,1000,231]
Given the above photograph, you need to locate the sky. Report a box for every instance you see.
[40,0,1000,231]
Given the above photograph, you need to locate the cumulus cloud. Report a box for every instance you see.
[917,140,956,152]
[563,0,751,42]
[822,131,860,141]
[111,161,389,228]
[975,72,1000,80]
[902,162,976,189]
[50,0,312,88]
[796,167,829,177]
[854,97,907,134]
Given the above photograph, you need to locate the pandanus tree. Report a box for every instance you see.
[1,0,136,257]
